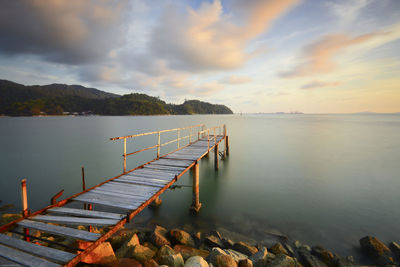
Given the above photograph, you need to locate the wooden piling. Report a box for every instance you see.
[82,166,87,210]
[225,136,230,156]
[20,179,29,242]
[123,138,127,173]
[214,143,219,170]
[190,161,201,213]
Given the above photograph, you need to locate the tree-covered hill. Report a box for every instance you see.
[0,80,233,116]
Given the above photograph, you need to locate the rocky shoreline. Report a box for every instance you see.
[1,214,399,266]
[76,224,400,267]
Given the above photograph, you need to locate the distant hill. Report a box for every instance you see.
[0,80,233,116]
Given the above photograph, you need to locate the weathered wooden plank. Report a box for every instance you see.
[0,233,75,264]
[108,181,160,193]
[32,215,119,226]
[91,188,149,202]
[123,174,170,183]
[114,178,165,188]
[0,243,61,267]
[73,192,141,210]
[97,183,156,196]
[153,159,194,167]
[97,183,157,196]
[93,188,150,200]
[17,220,100,241]
[134,168,181,177]
[48,207,124,220]
[126,172,174,181]
[141,167,181,175]
[163,155,200,161]
[144,164,186,172]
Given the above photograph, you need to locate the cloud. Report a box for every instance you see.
[279,32,384,78]
[300,80,341,89]
[0,0,129,64]
[325,0,371,26]
[150,0,299,71]
[222,75,252,84]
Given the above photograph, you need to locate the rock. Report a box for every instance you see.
[174,245,209,260]
[155,225,168,236]
[144,259,159,267]
[184,256,209,267]
[269,243,288,256]
[131,244,156,263]
[151,231,171,248]
[170,229,196,247]
[249,247,268,263]
[159,253,184,267]
[215,254,237,267]
[238,259,252,267]
[224,249,248,262]
[113,258,143,267]
[0,213,22,225]
[208,248,228,265]
[359,236,394,265]
[266,254,297,267]
[311,246,335,267]
[232,242,258,257]
[210,230,223,240]
[389,241,400,258]
[143,241,159,253]
[205,235,224,248]
[193,232,202,243]
[109,229,136,251]
[115,233,141,257]
[298,248,328,267]
[333,256,355,267]
[157,245,176,257]
[222,239,235,249]
[81,242,117,265]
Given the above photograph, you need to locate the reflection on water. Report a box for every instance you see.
[1,114,399,257]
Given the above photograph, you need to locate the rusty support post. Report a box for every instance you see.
[149,196,162,208]
[225,136,230,156]
[82,166,87,210]
[189,127,192,143]
[88,204,93,232]
[190,161,201,213]
[157,131,161,158]
[123,138,127,173]
[21,179,29,242]
[207,130,210,151]
[214,143,219,170]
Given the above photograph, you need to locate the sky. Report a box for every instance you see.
[0,0,399,113]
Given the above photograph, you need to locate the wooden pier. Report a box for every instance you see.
[0,124,229,266]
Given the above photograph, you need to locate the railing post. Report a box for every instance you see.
[157,131,161,158]
[214,143,219,170]
[82,166,87,210]
[207,129,210,151]
[190,161,201,213]
[177,129,180,149]
[198,127,200,140]
[21,179,29,242]
[214,128,216,144]
[123,138,127,173]
[225,135,230,156]
[189,127,192,143]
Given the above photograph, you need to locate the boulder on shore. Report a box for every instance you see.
[232,242,258,256]
[174,244,209,260]
[359,236,394,265]
[151,226,171,248]
[170,229,196,247]
[184,256,209,267]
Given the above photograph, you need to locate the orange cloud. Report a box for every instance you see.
[222,75,252,84]
[280,32,383,78]
[151,0,299,71]
[300,80,341,89]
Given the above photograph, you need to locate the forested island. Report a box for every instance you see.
[0,80,233,116]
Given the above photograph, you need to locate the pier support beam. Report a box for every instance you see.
[21,179,29,242]
[214,143,219,170]
[190,161,201,213]
[225,136,230,156]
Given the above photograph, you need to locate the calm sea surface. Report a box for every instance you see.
[0,114,399,257]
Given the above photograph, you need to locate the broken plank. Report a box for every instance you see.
[0,243,61,267]
[17,220,100,241]
[47,207,124,220]
[0,233,75,264]
[31,215,119,226]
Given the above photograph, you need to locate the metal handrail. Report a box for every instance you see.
[110,124,226,173]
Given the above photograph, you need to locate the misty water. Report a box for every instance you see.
[0,114,399,258]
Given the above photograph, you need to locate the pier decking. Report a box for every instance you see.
[0,124,229,267]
